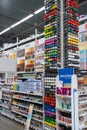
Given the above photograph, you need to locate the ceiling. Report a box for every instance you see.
[0,0,86,47]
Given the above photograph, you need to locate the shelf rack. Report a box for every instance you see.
[56,68,78,130]
[44,0,79,129]
[56,68,87,130]
[1,79,44,130]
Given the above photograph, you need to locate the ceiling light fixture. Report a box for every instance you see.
[0,6,45,35]
[0,27,11,35]
[34,6,45,14]
[11,14,34,28]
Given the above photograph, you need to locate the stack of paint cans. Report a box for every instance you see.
[44,0,60,129]
[64,0,79,71]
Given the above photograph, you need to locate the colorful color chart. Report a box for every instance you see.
[35,39,44,72]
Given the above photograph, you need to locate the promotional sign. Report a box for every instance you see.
[24,104,34,130]
[59,68,74,84]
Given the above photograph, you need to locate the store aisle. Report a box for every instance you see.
[0,115,24,130]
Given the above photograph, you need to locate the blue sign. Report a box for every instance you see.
[59,68,74,83]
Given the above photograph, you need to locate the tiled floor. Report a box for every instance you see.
[0,115,24,130]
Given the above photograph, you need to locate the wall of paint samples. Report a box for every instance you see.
[79,23,87,69]
[44,0,60,129]
[25,46,35,72]
[35,39,44,72]
[64,0,79,71]
[17,49,25,72]
[4,38,44,74]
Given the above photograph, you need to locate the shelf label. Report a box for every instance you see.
[59,68,74,83]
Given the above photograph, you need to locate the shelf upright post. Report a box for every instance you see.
[16,37,19,52]
[83,41,86,69]
[60,0,64,68]
[71,75,78,130]
[16,37,19,72]
[34,28,37,75]
[42,72,45,130]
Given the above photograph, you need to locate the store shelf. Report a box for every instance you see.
[32,117,43,123]
[45,110,55,115]
[79,100,87,104]
[56,107,71,113]
[12,97,43,105]
[79,125,87,130]
[79,16,87,22]
[18,77,28,79]
[0,80,5,82]
[34,109,43,113]
[79,112,87,117]
[56,94,71,98]
[2,98,10,101]
[2,89,43,97]
[2,94,10,97]
[12,90,43,97]
[17,71,35,74]
[30,125,42,130]
[12,103,43,113]
[11,109,27,117]
[12,103,29,109]
[79,107,87,111]
[0,111,25,125]
[2,105,9,109]
[79,93,87,96]
[57,120,72,127]
[0,112,14,120]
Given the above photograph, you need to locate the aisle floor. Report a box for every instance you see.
[0,115,24,130]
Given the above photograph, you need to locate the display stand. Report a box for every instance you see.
[56,68,87,130]
[44,0,79,129]
[44,0,60,129]
[56,68,78,130]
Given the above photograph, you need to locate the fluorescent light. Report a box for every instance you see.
[0,6,45,35]
[11,14,34,28]
[0,27,11,35]
[34,6,45,14]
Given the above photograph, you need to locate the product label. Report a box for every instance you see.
[59,68,74,83]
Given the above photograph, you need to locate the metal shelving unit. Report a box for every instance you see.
[56,69,87,130]
[1,88,44,130]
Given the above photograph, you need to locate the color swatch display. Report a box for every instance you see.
[17,49,25,72]
[25,47,35,72]
[79,41,87,69]
[17,59,25,72]
[35,40,44,72]
[79,25,87,70]
[9,52,16,59]
[44,0,60,129]
[64,0,79,71]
